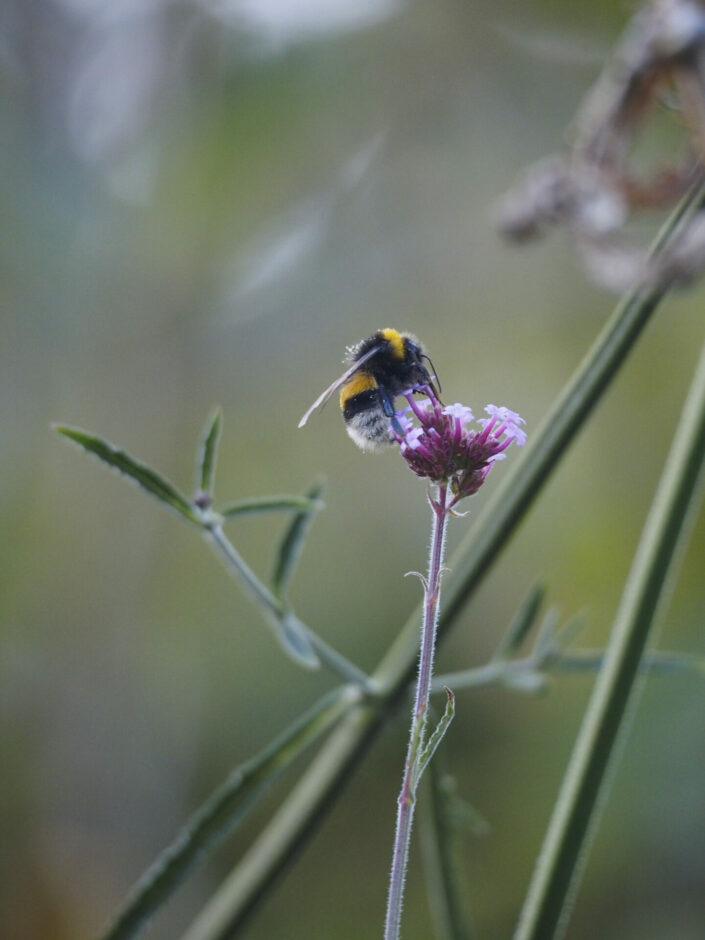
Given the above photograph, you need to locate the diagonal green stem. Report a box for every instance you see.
[100,687,357,940]
[514,335,705,940]
[181,704,384,940]
[206,522,286,622]
[178,181,705,940]
[206,522,375,691]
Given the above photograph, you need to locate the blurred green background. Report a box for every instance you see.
[3,1,705,937]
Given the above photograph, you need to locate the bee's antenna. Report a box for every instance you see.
[422,354,442,396]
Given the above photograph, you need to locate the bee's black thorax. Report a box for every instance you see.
[347,329,430,396]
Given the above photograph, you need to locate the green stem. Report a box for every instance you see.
[178,181,705,940]
[432,660,536,692]
[514,336,705,940]
[101,688,356,940]
[206,523,374,691]
[432,648,705,692]
[207,523,285,621]
[181,704,384,940]
[546,648,705,678]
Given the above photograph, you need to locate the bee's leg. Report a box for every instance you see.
[379,388,404,436]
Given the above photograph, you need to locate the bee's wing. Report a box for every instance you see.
[298,344,383,428]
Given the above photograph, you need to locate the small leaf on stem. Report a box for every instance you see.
[439,777,491,837]
[550,610,588,654]
[272,611,320,669]
[54,425,201,525]
[404,570,429,591]
[493,581,546,660]
[196,407,222,500]
[101,687,349,940]
[271,478,325,598]
[421,759,479,940]
[219,495,323,519]
[413,687,456,791]
[532,605,562,660]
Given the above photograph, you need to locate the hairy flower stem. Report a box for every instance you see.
[385,483,449,940]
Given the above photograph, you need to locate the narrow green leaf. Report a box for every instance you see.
[219,495,323,519]
[515,335,705,940]
[197,407,222,497]
[54,425,201,525]
[101,687,352,940]
[271,478,325,598]
[440,779,491,837]
[271,611,320,669]
[421,761,478,940]
[413,687,455,790]
[550,610,588,654]
[532,605,562,660]
[493,582,546,660]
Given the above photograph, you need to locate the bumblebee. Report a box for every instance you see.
[298,328,439,451]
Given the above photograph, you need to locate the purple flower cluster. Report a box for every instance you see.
[395,389,526,504]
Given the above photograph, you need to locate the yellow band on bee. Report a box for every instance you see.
[340,370,378,408]
[380,328,404,359]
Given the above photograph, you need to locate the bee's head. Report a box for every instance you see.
[403,335,442,398]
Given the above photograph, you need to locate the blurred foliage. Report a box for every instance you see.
[2,1,705,938]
